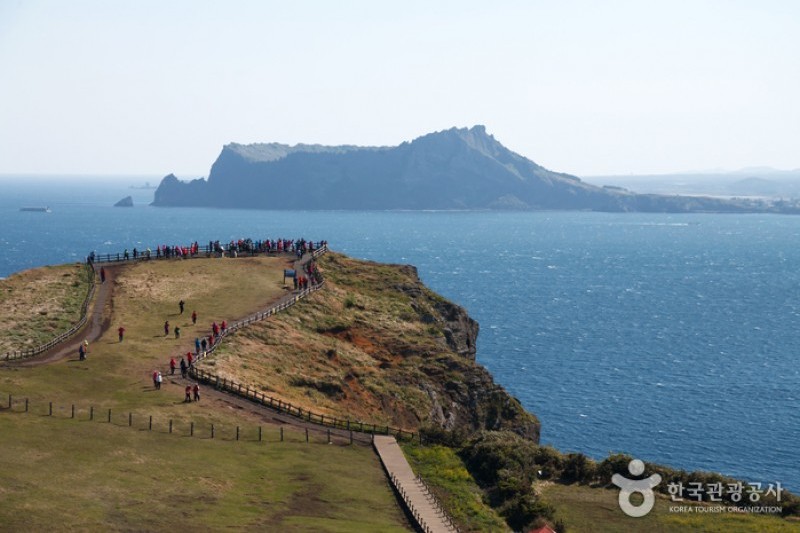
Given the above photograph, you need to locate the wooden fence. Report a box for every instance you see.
[193,368,417,442]
[0,392,359,445]
[187,245,418,442]
[3,263,96,362]
[388,472,461,533]
[90,241,327,265]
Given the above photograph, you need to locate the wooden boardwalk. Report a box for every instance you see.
[373,435,459,533]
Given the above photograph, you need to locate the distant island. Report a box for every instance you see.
[152,126,800,213]
[114,196,133,207]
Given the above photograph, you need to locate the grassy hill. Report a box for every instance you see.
[1,254,797,532]
[0,257,409,531]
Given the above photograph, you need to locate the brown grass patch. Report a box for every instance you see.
[0,263,90,353]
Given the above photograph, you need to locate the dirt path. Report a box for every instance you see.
[7,249,374,445]
[10,264,120,367]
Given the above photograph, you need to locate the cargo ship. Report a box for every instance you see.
[20,206,51,212]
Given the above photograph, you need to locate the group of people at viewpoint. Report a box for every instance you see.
[81,293,220,403]
[85,238,326,405]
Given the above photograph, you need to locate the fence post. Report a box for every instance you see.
[108,409,111,423]
[236,426,239,441]
[26,399,29,412]
[169,420,173,434]
[129,412,132,427]
[8,394,11,408]
[259,426,262,442]
[90,406,94,420]
[72,405,75,418]
[149,415,152,430]
[305,428,309,443]
[190,421,194,436]
[211,424,215,438]
[327,429,331,444]
[280,427,284,442]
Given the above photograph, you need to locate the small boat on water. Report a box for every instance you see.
[20,206,51,212]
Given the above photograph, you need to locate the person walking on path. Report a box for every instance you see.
[100,267,106,283]
[212,322,219,337]
[191,311,197,325]
[79,343,86,361]
[156,371,163,390]
[169,357,176,375]
[152,370,158,389]
[179,300,185,314]
[221,320,227,334]
[118,326,125,342]
[192,384,200,401]
[186,352,193,367]
[184,385,191,402]
[201,338,207,352]
[164,321,169,336]
[194,337,201,354]
[180,357,187,378]
[174,326,181,339]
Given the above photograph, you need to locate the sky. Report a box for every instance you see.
[0,0,798,178]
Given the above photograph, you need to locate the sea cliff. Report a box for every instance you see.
[152,126,800,213]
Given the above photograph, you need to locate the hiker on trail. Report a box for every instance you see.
[156,372,163,390]
[193,384,200,402]
[169,357,176,375]
[174,326,180,339]
[164,321,169,336]
[184,385,191,402]
[208,334,214,348]
[124,249,129,260]
[84,339,89,353]
[100,267,106,283]
[191,310,197,325]
[179,300,185,314]
[194,337,201,354]
[212,322,219,336]
[221,320,227,334]
[180,357,187,378]
[187,352,193,367]
[79,343,86,361]
[200,338,207,352]
[152,370,158,388]
[118,326,125,342]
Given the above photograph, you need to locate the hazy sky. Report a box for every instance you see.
[1,0,798,178]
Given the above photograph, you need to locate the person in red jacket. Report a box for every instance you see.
[169,357,176,375]
[164,320,169,336]
[184,385,191,402]
[187,351,193,367]
[221,320,227,334]
[191,311,197,325]
[118,326,125,342]
[192,384,200,402]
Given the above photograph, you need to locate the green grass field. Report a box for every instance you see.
[541,482,799,533]
[0,257,410,531]
[3,256,798,532]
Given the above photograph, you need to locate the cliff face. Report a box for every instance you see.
[152,126,800,213]
[199,252,540,442]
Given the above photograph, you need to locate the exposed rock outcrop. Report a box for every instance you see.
[114,196,133,207]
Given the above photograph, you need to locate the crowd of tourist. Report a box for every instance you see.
[87,238,327,264]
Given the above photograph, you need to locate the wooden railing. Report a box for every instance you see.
[3,263,96,361]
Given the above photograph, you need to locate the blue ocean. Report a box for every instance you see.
[2,178,798,490]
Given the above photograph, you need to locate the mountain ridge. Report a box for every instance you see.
[152,126,800,213]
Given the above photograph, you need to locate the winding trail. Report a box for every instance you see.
[5,249,458,532]
[12,264,120,367]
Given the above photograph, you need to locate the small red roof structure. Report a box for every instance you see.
[528,526,557,533]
